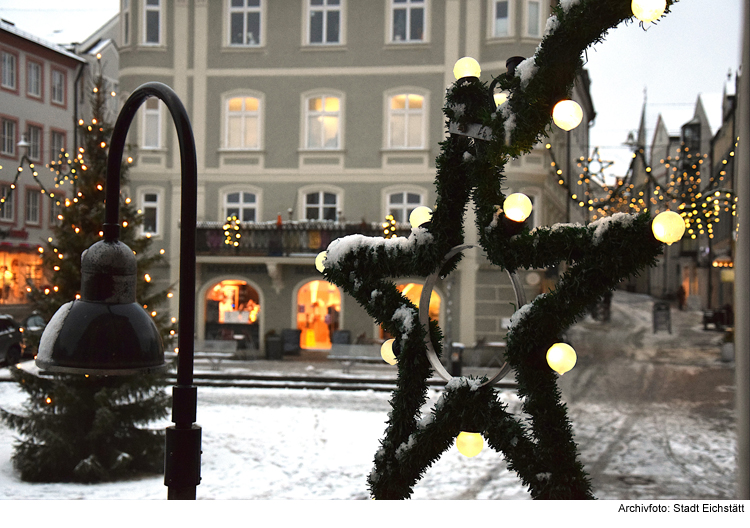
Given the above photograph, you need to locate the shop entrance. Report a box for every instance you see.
[381,283,441,339]
[205,280,260,350]
[296,280,342,350]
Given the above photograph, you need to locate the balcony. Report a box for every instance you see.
[196,220,411,257]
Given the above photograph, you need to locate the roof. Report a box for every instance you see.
[0,19,85,64]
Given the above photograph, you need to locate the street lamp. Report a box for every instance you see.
[35,82,201,500]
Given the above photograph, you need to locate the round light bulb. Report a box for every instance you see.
[503,193,533,223]
[380,339,398,365]
[652,211,685,245]
[631,0,666,23]
[456,431,484,457]
[409,206,433,229]
[546,343,577,375]
[552,100,583,131]
[493,91,508,108]
[315,251,327,273]
[453,57,481,80]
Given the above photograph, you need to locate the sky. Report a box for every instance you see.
[0,0,744,178]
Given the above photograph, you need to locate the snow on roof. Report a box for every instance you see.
[0,19,85,64]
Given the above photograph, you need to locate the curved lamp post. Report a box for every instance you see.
[36,82,201,500]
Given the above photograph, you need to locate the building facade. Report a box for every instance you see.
[620,82,738,315]
[0,20,85,318]
[115,0,593,358]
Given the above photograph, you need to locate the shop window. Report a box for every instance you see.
[297,280,341,349]
[1,252,43,304]
[205,280,260,350]
[381,282,440,339]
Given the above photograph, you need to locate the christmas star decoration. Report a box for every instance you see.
[319,0,679,500]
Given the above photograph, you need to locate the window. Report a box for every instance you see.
[1,52,16,90]
[388,93,425,149]
[143,97,161,149]
[388,191,423,223]
[296,280,341,350]
[492,1,511,37]
[144,0,162,45]
[226,96,260,149]
[1,119,16,156]
[25,189,41,225]
[305,191,338,221]
[27,125,42,161]
[525,0,543,37]
[51,69,65,105]
[309,0,341,45]
[391,0,425,42]
[223,191,257,222]
[1,51,16,90]
[305,95,340,149]
[122,0,131,45]
[27,61,42,98]
[50,130,66,161]
[229,0,262,46]
[140,191,161,235]
[0,185,13,222]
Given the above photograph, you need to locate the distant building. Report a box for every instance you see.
[0,19,85,317]
[104,1,593,359]
[619,78,738,313]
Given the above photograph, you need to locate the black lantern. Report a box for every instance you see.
[35,82,201,500]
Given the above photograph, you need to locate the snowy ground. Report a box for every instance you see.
[0,291,740,501]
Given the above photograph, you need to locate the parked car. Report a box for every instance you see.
[0,314,25,366]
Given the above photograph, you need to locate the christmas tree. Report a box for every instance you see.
[317,0,683,499]
[0,59,171,483]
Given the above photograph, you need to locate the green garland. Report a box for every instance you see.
[320,0,677,500]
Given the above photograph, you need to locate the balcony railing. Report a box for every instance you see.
[196,220,411,257]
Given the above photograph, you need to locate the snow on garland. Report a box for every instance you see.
[323,227,434,269]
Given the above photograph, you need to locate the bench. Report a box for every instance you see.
[328,343,383,373]
[194,340,238,370]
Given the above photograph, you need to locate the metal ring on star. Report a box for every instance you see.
[418,244,527,387]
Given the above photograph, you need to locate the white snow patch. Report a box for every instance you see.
[559,0,581,13]
[515,57,538,88]
[590,212,636,245]
[324,229,434,269]
[449,103,466,118]
[544,15,560,36]
[392,306,415,340]
[37,301,73,359]
[507,299,540,331]
[463,151,474,161]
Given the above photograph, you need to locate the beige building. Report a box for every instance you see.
[0,20,85,318]
[113,0,593,359]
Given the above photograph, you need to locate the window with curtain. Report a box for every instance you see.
[388,93,424,149]
[306,95,340,149]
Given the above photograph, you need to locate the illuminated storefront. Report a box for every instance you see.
[381,282,441,339]
[296,280,341,350]
[0,247,43,305]
[204,280,260,350]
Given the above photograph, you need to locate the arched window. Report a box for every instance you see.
[305,94,341,149]
[225,95,261,149]
[297,280,341,349]
[388,93,425,149]
[204,279,261,349]
[223,190,257,222]
[305,190,338,221]
[387,190,424,223]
